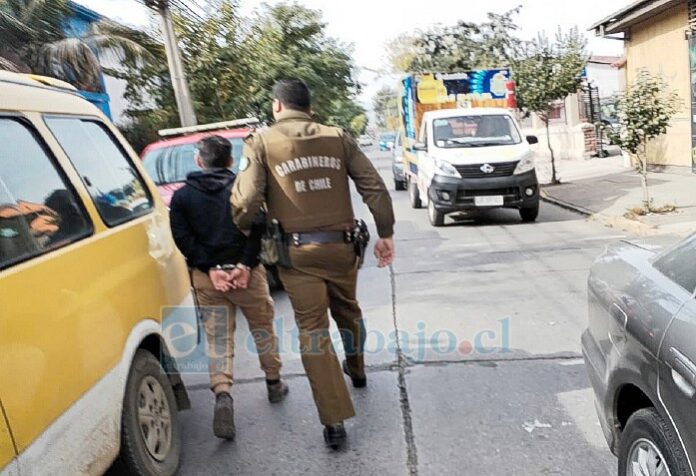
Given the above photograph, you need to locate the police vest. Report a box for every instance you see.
[259,126,355,233]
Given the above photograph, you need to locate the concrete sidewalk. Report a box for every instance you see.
[537,155,696,236]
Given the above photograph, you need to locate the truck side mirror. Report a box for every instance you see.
[413,142,428,152]
[526,135,539,145]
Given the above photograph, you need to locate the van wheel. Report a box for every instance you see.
[409,179,422,209]
[119,349,181,476]
[394,179,407,191]
[428,198,445,227]
[520,203,539,223]
[618,408,687,476]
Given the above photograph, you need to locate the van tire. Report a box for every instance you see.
[428,197,445,227]
[119,349,181,476]
[618,408,687,476]
[394,179,407,191]
[520,203,539,223]
[409,179,422,209]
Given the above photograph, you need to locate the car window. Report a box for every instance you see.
[142,138,244,185]
[142,147,167,184]
[433,115,522,148]
[0,118,91,270]
[44,117,153,227]
[653,233,696,294]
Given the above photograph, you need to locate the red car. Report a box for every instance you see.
[141,125,252,207]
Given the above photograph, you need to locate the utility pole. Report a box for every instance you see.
[145,0,197,127]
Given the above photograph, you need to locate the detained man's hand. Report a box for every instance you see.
[229,267,251,289]
[374,237,394,268]
[209,269,233,292]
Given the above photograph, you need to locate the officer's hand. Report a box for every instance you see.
[374,237,394,268]
[209,269,233,292]
[229,267,251,289]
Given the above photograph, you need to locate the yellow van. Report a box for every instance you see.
[0,72,191,475]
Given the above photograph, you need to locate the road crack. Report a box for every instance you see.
[390,263,419,476]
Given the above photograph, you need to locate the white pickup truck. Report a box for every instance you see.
[408,108,540,226]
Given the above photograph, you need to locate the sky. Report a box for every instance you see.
[75,0,631,110]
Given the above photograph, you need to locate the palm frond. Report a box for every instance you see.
[0,56,21,73]
[35,38,103,92]
[86,21,163,65]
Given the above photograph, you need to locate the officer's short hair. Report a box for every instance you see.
[196,135,231,169]
[273,78,311,111]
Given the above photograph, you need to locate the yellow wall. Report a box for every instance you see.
[626,2,692,167]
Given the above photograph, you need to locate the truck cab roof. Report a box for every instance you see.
[423,108,514,121]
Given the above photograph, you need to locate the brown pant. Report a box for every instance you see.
[192,266,281,395]
[279,242,365,425]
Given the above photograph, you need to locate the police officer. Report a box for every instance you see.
[231,78,395,449]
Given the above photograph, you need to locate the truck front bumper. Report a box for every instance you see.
[427,170,539,213]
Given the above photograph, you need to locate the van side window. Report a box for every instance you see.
[0,118,91,269]
[44,117,153,226]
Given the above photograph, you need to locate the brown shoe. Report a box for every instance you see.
[267,380,289,403]
[213,392,235,440]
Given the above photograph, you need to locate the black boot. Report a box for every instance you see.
[266,379,289,403]
[323,422,347,450]
[342,359,367,388]
[213,392,235,440]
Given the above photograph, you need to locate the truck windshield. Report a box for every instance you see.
[433,115,521,148]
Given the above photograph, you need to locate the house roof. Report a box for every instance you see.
[589,0,684,36]
[588,55,623,65]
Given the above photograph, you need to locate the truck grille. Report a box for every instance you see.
[454,161,519,178]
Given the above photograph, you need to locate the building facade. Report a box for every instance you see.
[591,0,696,173]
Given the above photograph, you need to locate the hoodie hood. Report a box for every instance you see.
[185,169,235,193]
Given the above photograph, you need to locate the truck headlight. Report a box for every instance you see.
[434,159,461,178]
[513,153,535,175]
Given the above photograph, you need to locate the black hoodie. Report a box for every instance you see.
[169,169,262,272]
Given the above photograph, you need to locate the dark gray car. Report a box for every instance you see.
[392,131,406,191]
[583,233,696,475]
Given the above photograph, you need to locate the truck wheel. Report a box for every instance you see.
[119,349,182,476]
[409,179,422,209]
[520,203,539,223]
[394,179,407,191]
[428,199,445,227]
[618,408,688,476]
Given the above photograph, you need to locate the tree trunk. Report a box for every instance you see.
[640,142,651,212]
[545,119,558,184]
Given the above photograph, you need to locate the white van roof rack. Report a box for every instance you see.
[158,117,260,137]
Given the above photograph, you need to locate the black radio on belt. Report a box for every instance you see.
[351,219,370,269]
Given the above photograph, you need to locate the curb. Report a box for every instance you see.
[540,189,657,236]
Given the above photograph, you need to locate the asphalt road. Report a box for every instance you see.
[171,148,633,475]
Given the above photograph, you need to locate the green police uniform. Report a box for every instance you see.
[231,109,394,425]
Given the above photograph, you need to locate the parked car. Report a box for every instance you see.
[0,72,191,475]
[358,134,373,146]
[392,130,406,191]
[379,131,396,151]
[141,123,252,208]
[583,232,696,476]
[140,122,284,291]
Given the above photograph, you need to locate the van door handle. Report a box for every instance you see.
[669,347,696,398]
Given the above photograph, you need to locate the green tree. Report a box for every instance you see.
[387,6,522,73]
[610,70,681,212]
[349,113,367,136]
[0,0,156,91]
[119,1,365,151]
[372,86,399,130]
[512,28,588,184]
